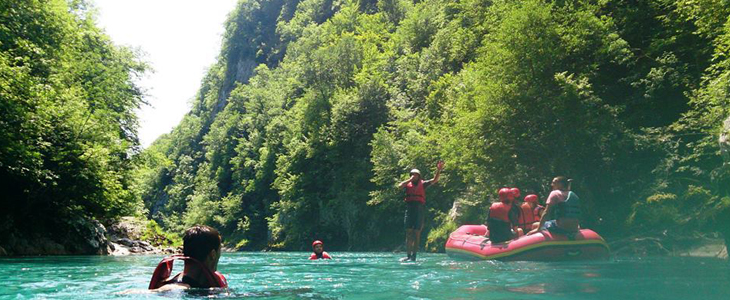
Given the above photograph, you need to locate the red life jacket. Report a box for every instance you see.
[309,251,332,260]
[148,255,228,289]
[518,203,539,231]
[404,180,425,204]
[488,202,511,223]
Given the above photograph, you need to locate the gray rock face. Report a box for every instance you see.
[139,241,154,251]
[112,238,155,253]
[115,238,134,247]
[106,218,179,255]
[448,200,463,221]
[71,218,109,255]
[108,218,144,241]
[720,116,730,163]
[217,58,256,112]
[0,217,108,255]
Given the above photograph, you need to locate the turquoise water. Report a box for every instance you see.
[1,252,728,299]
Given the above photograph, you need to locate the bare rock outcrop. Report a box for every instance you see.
[106,217,179,256]
[0,217,109,255]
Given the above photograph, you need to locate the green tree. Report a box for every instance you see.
[1,0,146,253]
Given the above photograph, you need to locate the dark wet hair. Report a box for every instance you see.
[183,225,221,262]
[554,176,570,189]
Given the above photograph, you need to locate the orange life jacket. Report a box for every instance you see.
[404,180,425,203]
[487,202,514,243]
[309,251,332,260]
[518,203,540,231]
[488,202,511,223]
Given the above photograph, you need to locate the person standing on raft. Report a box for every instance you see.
[309,240,332,260]
[398,161,444,262]
[528,176,580,236]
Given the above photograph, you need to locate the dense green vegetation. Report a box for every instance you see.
[3,0,729,254]
[135,0,730,251]
[0,0,146,253]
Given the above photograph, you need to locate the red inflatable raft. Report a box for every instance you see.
[445,225,610,261]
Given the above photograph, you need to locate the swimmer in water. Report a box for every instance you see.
[309,240,332,260]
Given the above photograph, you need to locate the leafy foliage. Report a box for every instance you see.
[137,0,730,250]
[0,0,146,248]
[8,0,726,252]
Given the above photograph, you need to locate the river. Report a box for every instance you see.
[1,252,728,299]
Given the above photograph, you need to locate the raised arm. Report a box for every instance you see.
[398,175,416,189]
[430,161,445,184]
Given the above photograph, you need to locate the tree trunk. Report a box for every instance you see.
[721,116,730,164]
[719,116,730,258]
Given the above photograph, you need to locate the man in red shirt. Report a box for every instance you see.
[398,161,444,261]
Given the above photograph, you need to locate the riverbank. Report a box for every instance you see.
[0,217,178,257]
[609,230,728,259]
[189,227,730,260]
[1,218,726,260]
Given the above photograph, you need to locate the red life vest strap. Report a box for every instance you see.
[309,251,332,260]
[214,271,227,287]
[148,255,227,289]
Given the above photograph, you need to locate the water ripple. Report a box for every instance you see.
[0,253,728,299]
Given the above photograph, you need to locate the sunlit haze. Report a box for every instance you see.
[94,0,238,148]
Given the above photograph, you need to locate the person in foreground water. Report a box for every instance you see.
[398,160,444,262]
[309,240,332,260]
[148,225,228,290]
[528,176,580,237]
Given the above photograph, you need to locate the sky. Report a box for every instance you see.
[94,0,239,148]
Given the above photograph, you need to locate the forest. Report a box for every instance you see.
[1,0,146,253]
[1,0,729,254]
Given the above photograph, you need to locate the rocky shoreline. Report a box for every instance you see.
[0,217,178,256]
[105,217,179,256]
[107,237,177,256]
[1,217,726,259]
[609,230,728,259]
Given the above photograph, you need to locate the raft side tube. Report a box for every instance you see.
[445,225,609,261]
